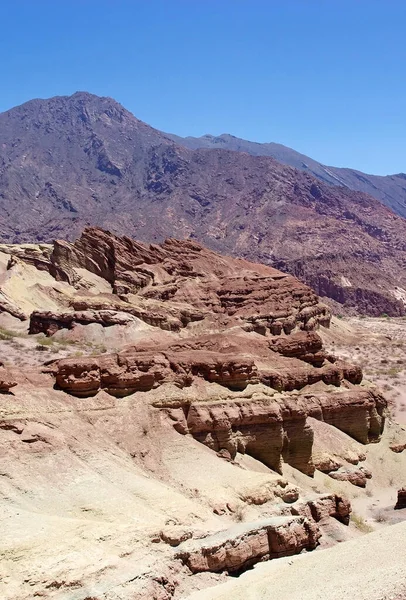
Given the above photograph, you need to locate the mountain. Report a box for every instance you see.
[1,92,406,316]
[167,133,406,218]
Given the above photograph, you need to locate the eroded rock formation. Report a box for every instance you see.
[0,228,400,600]
[176,516,320,573]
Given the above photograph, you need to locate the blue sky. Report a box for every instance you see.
[1,0,404,175]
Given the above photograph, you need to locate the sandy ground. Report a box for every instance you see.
[322,316,406,425]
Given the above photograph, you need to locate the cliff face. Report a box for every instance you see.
[1,93,406,315]
[0,228,403,600]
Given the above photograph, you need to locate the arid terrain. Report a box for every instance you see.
[323,316,406,426]
[2,92,406,316]
[0,228,405,600]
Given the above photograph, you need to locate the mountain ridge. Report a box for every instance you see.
[1,91,406,316]
[166,132,406,218]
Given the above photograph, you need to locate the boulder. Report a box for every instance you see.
[160,527,193,547]
[328,465,372,488]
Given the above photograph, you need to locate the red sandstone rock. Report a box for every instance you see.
[53,348,259,397]
[29,309,141,336]
[160,527,193,547]
[46,228,332,334]
[175,516,320,573]
[390,442,406,454]
[328,465,372,488]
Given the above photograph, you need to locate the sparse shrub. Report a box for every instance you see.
[54,338,78,347]
[35,344,49,352]
[0,327,22,340]
[36,336,55,346]
[234,505,245,522]
[388,367,401,378]
[374,510,388,523]
[350,513,373,533]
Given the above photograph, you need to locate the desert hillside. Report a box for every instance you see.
[1,228,405,599]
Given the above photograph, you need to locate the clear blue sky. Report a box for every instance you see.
[1,0,405,175]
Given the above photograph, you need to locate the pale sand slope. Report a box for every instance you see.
[186,521,406,600]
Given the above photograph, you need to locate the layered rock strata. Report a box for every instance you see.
[175,516,320,573]
[50,334,386,479]
[19,227,331,335]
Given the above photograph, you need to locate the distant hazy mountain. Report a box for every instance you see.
[167,133,406,218]
[1,92,406,316]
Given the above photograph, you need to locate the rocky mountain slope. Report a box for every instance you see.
[168,132,406,219]
[1,93,406,315]
[0,228,405,599]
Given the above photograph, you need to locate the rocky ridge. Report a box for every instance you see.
[167,132,406,219]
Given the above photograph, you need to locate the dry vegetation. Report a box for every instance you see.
[0,325,109,368]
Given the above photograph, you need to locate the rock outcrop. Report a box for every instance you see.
[50,330,386,479]
[53,349,258,397]
[176,516,320,573]
[29,309,140,335]
[395,488,406,510]
[15,227,331,336]
[169,387,385,476]
[6,228,381,487]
